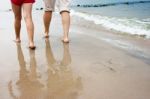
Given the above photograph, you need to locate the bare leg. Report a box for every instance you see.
[61,11,70,43]
[11,3,22,43]
[43,11,53,38]
[22,3,35,49]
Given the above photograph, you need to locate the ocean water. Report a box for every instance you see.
[0,0,150,38]
[71,1,150,38]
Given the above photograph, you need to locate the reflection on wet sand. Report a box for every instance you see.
[45,39,82,99]
[8,41,82,99]
[8,44,44,99]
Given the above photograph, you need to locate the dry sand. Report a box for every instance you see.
[0,11,150,99]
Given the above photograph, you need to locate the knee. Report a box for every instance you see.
[23,14,32,21]
[15,15,22,22]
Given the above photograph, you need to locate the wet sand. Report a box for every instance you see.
[0,11,150,99]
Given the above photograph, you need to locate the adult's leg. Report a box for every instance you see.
[60,11,70,43]
[43,11,53,37]
[22,3,35,49]
[11,3,22,43]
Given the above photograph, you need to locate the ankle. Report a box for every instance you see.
[29,41,34,44]
[16,38,21,41]
[63,36,69,40]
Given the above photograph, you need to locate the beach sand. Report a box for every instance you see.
[0,10,150,99]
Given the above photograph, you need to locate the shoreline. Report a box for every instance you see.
[0,10,150,99]
[72,15,150,65]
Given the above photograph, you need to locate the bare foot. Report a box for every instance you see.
[61,38,69,43]
[13,39,21,43]
[29,46,36,50]
[29,42,36,50]
[44,33,49,38]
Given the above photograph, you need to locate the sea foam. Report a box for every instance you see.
[71,10,150,38]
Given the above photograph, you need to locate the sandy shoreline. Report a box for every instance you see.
[0,11,150,99]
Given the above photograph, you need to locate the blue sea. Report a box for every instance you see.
[70,0,150,38]
[1,0,150,38]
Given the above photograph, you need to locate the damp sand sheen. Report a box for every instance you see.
[0,8,150,99]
